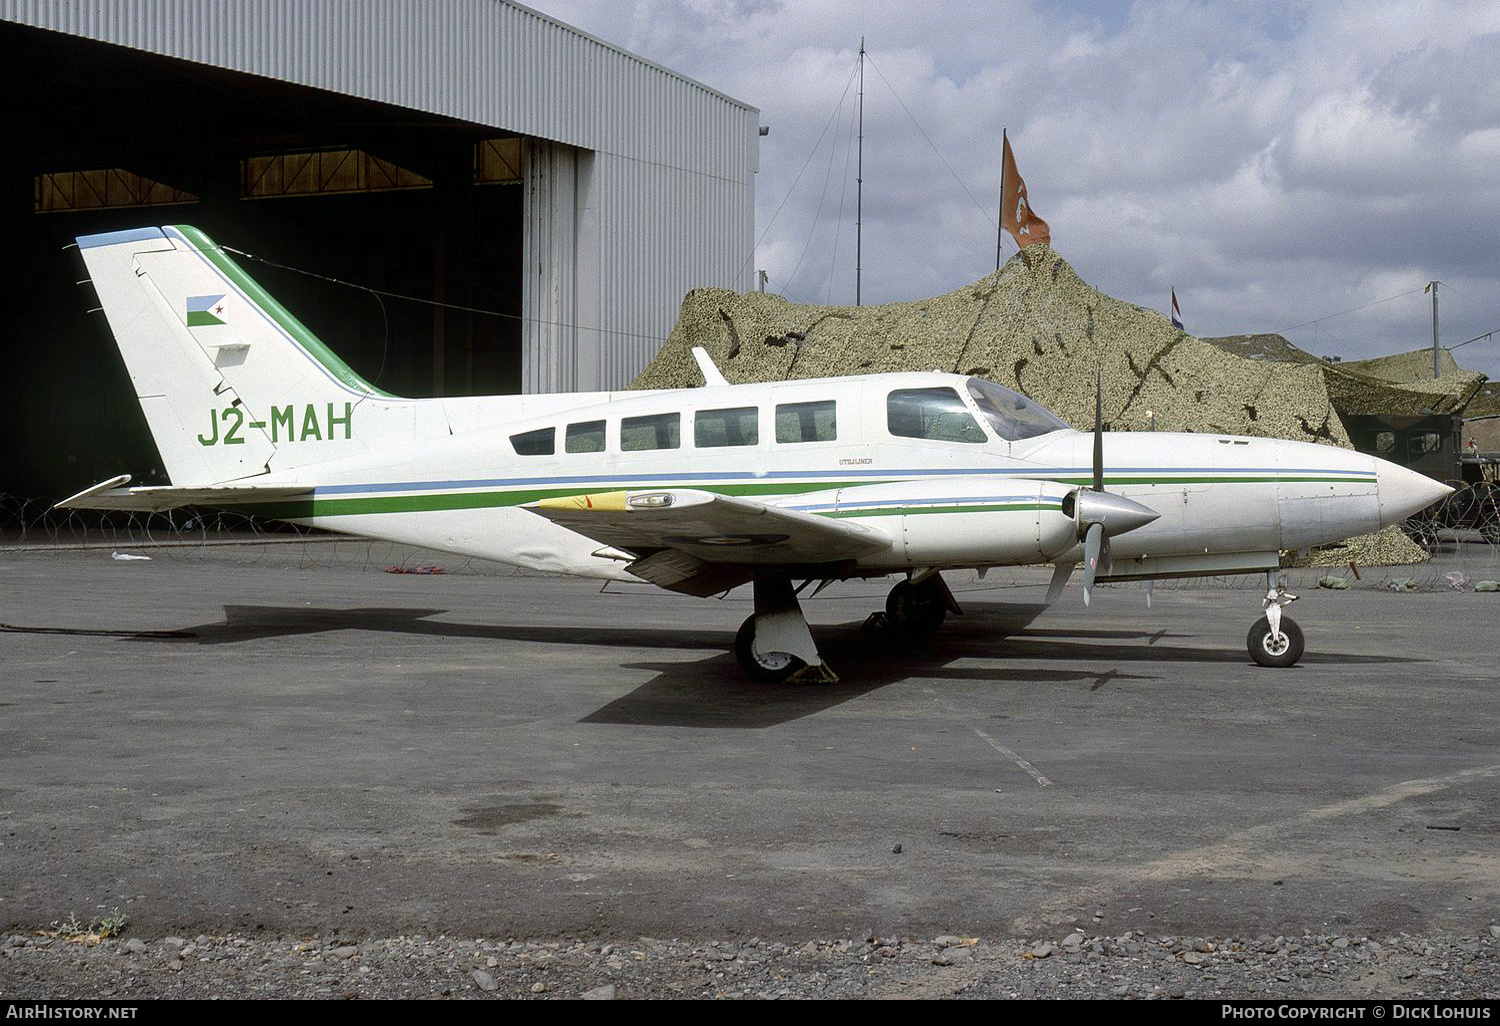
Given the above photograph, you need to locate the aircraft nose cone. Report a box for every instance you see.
[1377,461,1454,526]
[1074,489,1161,537]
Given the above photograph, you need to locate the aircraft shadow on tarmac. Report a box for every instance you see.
[61,598,1424,729]
[144,604,732,651]
[584,601,1165,727]
[585,599,1421,728]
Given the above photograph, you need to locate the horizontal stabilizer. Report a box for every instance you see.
[57,474,312,513]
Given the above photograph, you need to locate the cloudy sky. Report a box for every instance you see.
[526,0,1500,380]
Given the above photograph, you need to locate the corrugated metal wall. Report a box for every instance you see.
[5,0,760,390]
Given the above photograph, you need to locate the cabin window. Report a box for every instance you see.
[775,400,837,443]
[694,406,759,448]
[621,412,681,451]
[1373,431,1396,454]
[565,420,606,454]
[510,427,555,456]
[887,387,987,443]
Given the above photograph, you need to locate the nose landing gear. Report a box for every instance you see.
[1248,572,1303,667]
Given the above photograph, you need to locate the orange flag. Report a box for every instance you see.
[1001,133,1051,249]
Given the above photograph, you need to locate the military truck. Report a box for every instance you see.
[1343,413,1500,544]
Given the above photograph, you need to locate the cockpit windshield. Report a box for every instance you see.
[965,378,1070,442]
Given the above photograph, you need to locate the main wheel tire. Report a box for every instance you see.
[885,579,948,636]
[1247,614,1304,668]
[734,615,805,683]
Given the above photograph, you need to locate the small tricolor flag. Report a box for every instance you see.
[1170,288,1183,330]
[186,294,227,327]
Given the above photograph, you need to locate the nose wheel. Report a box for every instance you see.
[1248,572,1303,667]
[1247,613,1304,667]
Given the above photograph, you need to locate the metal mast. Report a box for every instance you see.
[856,37,865,307]
[1430,279,1441,379]
[996,127,1007,271]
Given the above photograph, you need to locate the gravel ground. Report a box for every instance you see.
[3,929,1497,1000]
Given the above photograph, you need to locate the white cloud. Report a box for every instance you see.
[1456,127,1500,164]
[526,0,1500,379]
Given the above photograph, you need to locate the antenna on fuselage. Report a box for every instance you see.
[691,346,729,387]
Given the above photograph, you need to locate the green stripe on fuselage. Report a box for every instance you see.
[237,474,1374,522]
[234,470,1363,521]
[1051,475,1370,486]
[828,502,1059,518]
[236,478,878,520]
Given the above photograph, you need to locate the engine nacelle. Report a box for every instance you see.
[779,477,1079,570]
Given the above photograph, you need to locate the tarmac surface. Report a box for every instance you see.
[2,537,1498,952]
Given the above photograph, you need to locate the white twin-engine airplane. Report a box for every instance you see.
[61,225,1450,682]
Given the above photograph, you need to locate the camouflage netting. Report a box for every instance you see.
[634,245,1446,566]
[1462,381,1500,419]
[1198,332,1325,367]
[1208,339,1495,454]
[1340,347,1462,383]
[1283,529,1421,569]
[1199,341,1486,416]
[1326,364,1485,417]
[639,246,1357,443]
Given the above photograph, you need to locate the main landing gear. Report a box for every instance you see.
[1247,571,1303,668]
[884,573,959,637]
[732,572,961,683]
[733,576,837,684]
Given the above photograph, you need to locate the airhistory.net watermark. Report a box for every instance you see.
[4,1007,138,1020]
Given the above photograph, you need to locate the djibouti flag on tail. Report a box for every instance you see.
[186,294,227,327]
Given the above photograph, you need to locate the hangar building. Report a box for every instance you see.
[1,0,760,500]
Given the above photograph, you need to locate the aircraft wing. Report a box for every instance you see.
[524,488,892,596]
[57,474,312,512]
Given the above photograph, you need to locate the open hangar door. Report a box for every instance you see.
[4,22,527,503]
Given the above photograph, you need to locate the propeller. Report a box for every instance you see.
[1051,370,1160,606]
[1083,371,1106,606]
[1083,521,1106,606]
[1093,369,1104,494]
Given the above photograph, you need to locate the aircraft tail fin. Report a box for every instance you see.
[76,225,414,487]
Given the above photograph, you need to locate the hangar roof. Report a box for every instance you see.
[2,0,759,179]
